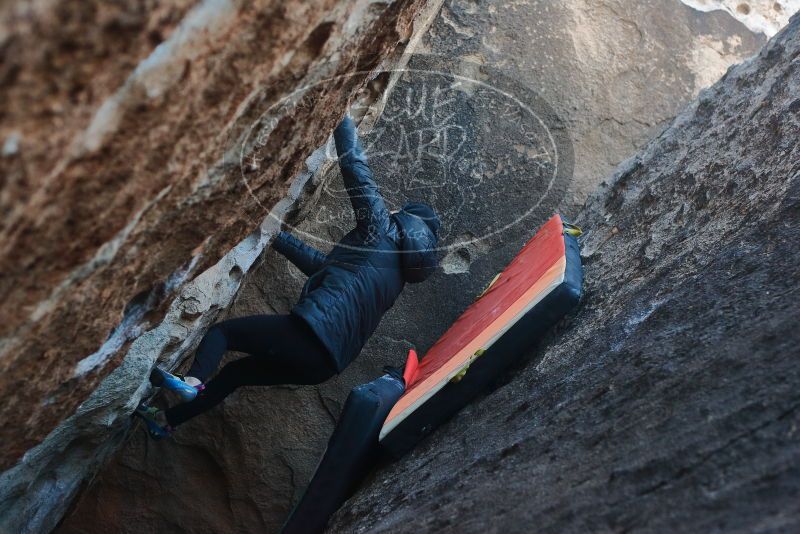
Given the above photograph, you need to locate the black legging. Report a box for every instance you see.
[165,314,336,427]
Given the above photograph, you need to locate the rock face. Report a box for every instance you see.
[680,0,800,36]
[57,1,779,533]
[328,14,800,532]
[0,0,431,532]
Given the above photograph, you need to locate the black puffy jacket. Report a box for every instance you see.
[272,117,439,373]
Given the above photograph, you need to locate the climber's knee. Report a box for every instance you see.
[188,323,228,381]
[206,323,228,344]
[302,359,338,386]
[212,359,249,393]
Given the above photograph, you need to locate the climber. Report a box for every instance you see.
[135,115,441,438]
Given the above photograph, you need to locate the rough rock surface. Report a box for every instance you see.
[0,0,427,468]
[681,0,800,36]
[0,0,431,532]
[59,1,779,533]
[436,0,766,209]
[328,14,800,532]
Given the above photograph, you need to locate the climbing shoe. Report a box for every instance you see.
[134,403,172,440]
[149,367,202,402]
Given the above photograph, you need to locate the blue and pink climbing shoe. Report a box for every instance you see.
[134,403,172,440]
[149,367,204,402]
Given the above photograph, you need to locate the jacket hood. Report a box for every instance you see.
[392,203,440,283]
[398,202,440,235]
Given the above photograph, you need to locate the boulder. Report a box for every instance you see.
[331,13,800,532]
[59,1,780,533]
[0,0,432,531]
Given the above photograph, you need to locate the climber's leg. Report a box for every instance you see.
[164,314,334,428]
[148,317,259,399]
[184,321,231,383]
[184,314,295,382]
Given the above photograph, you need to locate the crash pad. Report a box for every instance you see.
[379,214,583,456]
[281,372,405,534]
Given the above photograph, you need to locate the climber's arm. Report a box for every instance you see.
[272,231,327,276]
[333,116,390,236]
